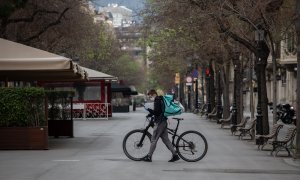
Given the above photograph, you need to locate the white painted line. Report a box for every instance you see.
[52,160,80,162]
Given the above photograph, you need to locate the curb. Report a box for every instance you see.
[283,158,300,168]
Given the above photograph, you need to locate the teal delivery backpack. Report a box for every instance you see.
[162,94,184,117]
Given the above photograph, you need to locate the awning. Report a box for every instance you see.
[81,67,117,80]
[111,83,138,95]
[0,38,88,81]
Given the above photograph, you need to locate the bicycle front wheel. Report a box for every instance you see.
[122,129,152,161]
[176,130,208,162]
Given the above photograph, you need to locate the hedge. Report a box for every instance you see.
[0,87,46,127]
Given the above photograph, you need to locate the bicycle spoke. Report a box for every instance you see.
[123,130,151,161]
[176,131,208,162]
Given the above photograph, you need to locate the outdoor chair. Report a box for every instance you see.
[231,116,250,135]
[237,119,256,140]
[270,126,297,157]
[256,123,284,150]
[219,113,232,128]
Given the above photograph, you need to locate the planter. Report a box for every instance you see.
[112,105,129,112]
[48,120,73,138]
[0,127,48,150]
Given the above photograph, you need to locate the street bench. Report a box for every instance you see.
[199,104,207,117]
[219,113,232,128]
[270,126,297,157]
[231,116,250,135]
[207,107,217,120]
[256,123,284,150]
[237,119,256,140]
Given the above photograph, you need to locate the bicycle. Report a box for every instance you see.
[122,112,208,162]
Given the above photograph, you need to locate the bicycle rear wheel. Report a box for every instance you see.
[176,130,208,162]
[122,129,152,161]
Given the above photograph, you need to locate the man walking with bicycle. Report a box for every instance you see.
[142,89,180,162]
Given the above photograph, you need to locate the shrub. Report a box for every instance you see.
[0,87,46,127]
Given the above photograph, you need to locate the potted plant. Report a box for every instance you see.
[0,87,48,150]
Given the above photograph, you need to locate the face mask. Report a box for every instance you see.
[149,97,155,101]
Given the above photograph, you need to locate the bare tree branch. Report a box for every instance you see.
[213,15,257,54]
[7,10,59,24]
[222,1,258,30]
[20,8,70,43]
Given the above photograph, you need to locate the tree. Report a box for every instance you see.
[0,0,144,86]
[294,0,300,159]
[186,0,297,135]
[143,0,250,117]
[80,22,121,71]
[142,0,299,154]
[143,0,297,135]
[0,0,102,58]
[143,1,223,91]
[111,54,147,88]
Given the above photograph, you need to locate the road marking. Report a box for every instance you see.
[52,160,80,162]
[163,168,300,174]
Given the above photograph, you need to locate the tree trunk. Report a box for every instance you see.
[209,61,216,110]
[294,0,300,159]
[221,63,231,118]
[272,51,278,124]
[260,63,270,135]
[236,61,243,123]
[239,60,244,121]
[250,53,255,119]
[256,41,270,135]
[216,66,223,119]
[233,54,243,124]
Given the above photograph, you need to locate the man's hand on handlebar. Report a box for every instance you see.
[147,108,154,114]
[146,113,153,118]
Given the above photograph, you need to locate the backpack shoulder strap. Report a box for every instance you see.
[159,96,165,113]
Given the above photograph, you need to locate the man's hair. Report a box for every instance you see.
[147,89,157,96]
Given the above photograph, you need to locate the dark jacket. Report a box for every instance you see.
[148,96,166,123]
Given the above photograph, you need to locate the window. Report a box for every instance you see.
[73,85,101,101]
[285,31,296,55]
[54,85,101,101]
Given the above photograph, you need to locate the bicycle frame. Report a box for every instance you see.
[167,119,181,146]
[137,115,183,147]
[168,118,196,154]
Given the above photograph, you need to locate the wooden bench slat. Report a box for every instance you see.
[271,126,297,157]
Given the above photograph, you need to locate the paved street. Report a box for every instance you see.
[0,107,299,180]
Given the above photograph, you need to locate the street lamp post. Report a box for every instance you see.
[250,53,255,119]
[216,70,222,121]
[187,60,192,112]
[255,26,264,145]
[205,67,212,114]
[231,44,240,130]
[194,62,199,113]
[195,77,199,112]
[201,69,205,106]
[188,85,191,111]
[231,64,238,130]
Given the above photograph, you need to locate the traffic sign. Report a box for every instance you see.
[186,76,192,83]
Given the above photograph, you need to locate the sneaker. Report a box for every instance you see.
[168,155,180,162]
[142,155,152,162]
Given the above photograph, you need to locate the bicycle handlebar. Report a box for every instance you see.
[172,117,184,121]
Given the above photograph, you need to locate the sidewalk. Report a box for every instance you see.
[201,109,300,168]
